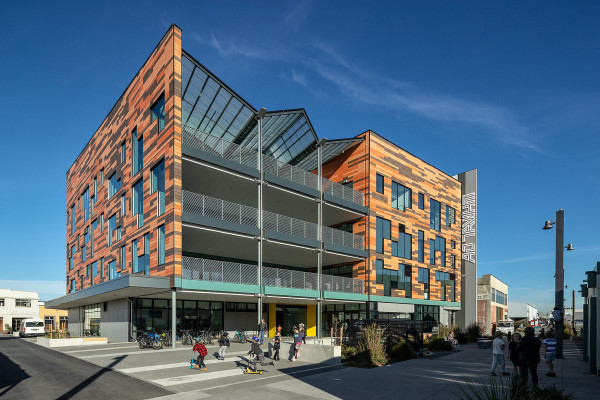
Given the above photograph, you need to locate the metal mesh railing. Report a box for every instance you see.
[183,125,364,207]
[182,257,258,285]
[183,125,258,170]
[322,226,365,250]
[321,274,364,294]
[263,157,319,191]
[182,191,258,227]
[182,257,365,294]
[263,210,319,241]
[321,178,365,207]
[262,266,319,291]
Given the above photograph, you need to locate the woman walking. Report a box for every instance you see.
[508,332,522,374]
[218,332,230,360]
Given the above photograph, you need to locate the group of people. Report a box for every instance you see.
[490,327,557,388]
[191,320,307,371]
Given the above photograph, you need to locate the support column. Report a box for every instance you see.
[171,289,176,349]
[256,108,266,327]
[590,293,597,374]
[555,209,565,359]
[583,300,589,361]
[317,140,325,340]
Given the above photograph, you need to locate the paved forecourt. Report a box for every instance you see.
[51,340,344,395]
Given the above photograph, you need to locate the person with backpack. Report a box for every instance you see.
[218,332,230,361]
[490,331,510,376]
[517,326,542,388]
[542,332,557,377]
[272,330,281,361]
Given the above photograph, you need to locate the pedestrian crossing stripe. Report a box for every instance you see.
[117,351,250,374]
[151,368,244,386]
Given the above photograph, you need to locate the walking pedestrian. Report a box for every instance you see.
[272,330,281,361]
[508,332,522,374]
[542,332,557,377]
[299,323,306,344]
[258,318,267,345]
[218,332,230,360]
[291,328,302,361]
[517,326,542,388]
[490,331,510,376]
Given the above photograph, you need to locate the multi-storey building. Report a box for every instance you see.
[0,289,40,332]
[477,274,508,335]
[47,25,477,342]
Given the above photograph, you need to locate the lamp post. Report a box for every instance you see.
[543,209,574,359]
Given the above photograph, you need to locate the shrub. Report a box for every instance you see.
[341,345,358,362]
[356,323,388,367]
[466,323,482,343]
[454,326,469,344]
[425,337,453,351]
[390,341,417,361]
[4,323,12,333]
[456,376,575,400]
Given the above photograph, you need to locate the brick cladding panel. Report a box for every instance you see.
[65,26,183,293]
[321,131,462,302]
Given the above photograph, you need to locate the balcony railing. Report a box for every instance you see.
[182,191,364,251]
[182,256,364,294]
[322,226,364,250]
[183,125,364,207]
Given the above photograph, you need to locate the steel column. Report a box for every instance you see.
[555,209,565,359]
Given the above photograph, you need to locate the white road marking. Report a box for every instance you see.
[64,344,139,354]
[78,345,217,359]
[117,351,250,373]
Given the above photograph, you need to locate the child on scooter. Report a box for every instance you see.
[192,341,208,370]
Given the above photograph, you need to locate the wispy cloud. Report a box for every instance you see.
[193,33,543,152]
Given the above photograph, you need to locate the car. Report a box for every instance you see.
[19,318,45,337]
[496,320,514,335]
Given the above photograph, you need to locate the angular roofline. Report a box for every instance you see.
[66,24,182,175]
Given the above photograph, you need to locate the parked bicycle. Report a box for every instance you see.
[181,329,194,346]
[160,330,172,347]
[137,331,163,350]
[231,329,247,343]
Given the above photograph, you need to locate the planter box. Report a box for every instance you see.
[477,338,492,349]
[36,337,108,347]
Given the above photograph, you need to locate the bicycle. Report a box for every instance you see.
[160,330,172,347]
[232,329,247,343]
[181,329,194,346]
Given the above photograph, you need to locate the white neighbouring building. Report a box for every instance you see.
[0,289,40,332]
[508,302,539,326]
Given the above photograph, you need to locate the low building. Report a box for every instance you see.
[0,289,40,332]
[477,274,508,335]
[39,302,68,331]
[508,302,539,326]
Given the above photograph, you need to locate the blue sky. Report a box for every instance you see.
[1,1,599,313]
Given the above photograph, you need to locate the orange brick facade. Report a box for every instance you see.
[322,131,462,302]
[65,26,183,292]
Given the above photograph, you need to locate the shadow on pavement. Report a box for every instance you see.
[55,355,127,400]
[0,338,30,398]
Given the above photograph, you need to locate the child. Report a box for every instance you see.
[272,331,281,361]
[192,341,208,371]
[248,336,273,370]
[218,332,230,360]
[291,328,302,361]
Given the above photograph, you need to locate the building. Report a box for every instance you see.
[39,302,68,331]
[46,25,477,342]
[508,302,539,326]
[564,307,583,330]
[0,289,40,332]
[579,264,600,375]
[477,274,508,335]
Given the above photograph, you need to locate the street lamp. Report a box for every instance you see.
[542,209,574,359]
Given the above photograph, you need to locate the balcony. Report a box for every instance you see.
[181,256,365,296]
[182,125,366,212]
[182,191,365,255]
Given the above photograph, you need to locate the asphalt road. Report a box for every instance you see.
[0,336,173,400]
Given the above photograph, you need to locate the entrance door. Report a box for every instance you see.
[275,306,307,336]
[12,318,24,332]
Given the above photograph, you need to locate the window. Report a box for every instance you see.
[109,173,121,198]
[132,239,138,273]
[59,316,68,329]
[91,261,97,286]
[376,174,384,194]
[69,245,75,270]
[392,181,412,211]
[377,263,412,297]
[446,205,456,227]
[429,239,435,265]
[430,199,441,231]
[100,213,104,232]
[120,245,127,271]
[109,260,119,280]
[415,305,439,332]
[450,254,456,268]
[90,220,96,257]
[132,129,143,175]
[93,177,97,198]
[117,226,122,241]
[418,230,424,263]
[132,179,144,227]
[121,194,126,216]
[69,279,75,293]
[80,274,84,291]
[90,194,96,216]
[82,187,89,222]
[16,299,31,307]
[158,225,165,265]
[121,141,126,163]
[0,299,4,306]
[418,268,430,299]
[451,240,456,249]
[70,204,75,234]
[430,236,446,266]
[82,231,89,262]
[133,235,151,275]
[108,214,116,246]
[100,169,104,186]
[435,271,455,302]
[376,217,391,253]
[100,257,104,280]
[151,95,165,132]
[392,227,412,260]
[151,161,165,216]
[418,193,424,210]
